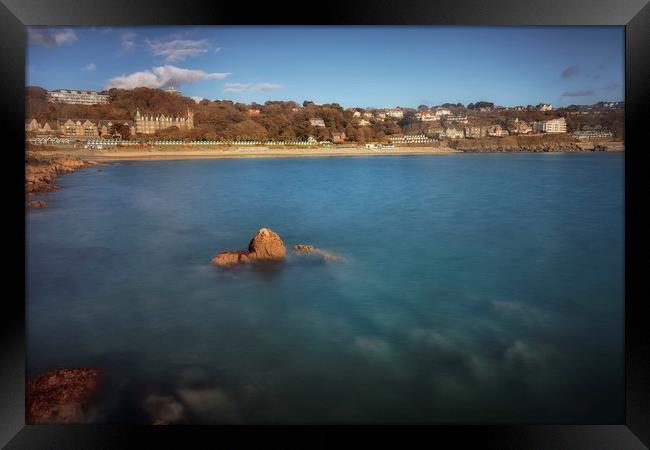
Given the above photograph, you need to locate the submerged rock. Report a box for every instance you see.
[26,200,47,209]
[177,386,238,423]
[212,228,286,267]
[293,244,315,253]
[292,243,340,261]
[26,368,104,424]
[143,394,186,425]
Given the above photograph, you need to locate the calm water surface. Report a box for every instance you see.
[26,153,624,423]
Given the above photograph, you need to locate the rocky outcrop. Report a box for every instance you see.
[25,152,96,195]
[449,135,624,153]
[247,228,286,259]
[293,243,340,261]
[26,368,104,424]
[212,228,286,267]
[26,200,47,209]
[211,251,252,267]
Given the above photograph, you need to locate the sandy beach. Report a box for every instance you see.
[36,145,461,161]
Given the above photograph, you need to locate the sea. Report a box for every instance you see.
[26,152,625,424]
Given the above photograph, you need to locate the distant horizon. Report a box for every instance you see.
[26,26,624,109]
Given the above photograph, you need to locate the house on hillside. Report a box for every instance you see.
[532,117,566,133]
[486,125,508,137]
[464,126,485,139]
[331,131,346,143]
[386,108,404,119]
[25,119,55,134]
[444,114,468,124]
[416,111,437,122]
[442,128,465,139]
[508,119,532,135]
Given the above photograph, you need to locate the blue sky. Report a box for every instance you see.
[26,26,624,108]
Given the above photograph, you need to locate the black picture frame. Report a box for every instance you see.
[2,0,648,447]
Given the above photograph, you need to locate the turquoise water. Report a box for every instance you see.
[26,153,624,424]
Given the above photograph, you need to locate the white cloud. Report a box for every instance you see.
[146,38,210,62]
[120,31,137,53]
[190,96,204,103]
[223,82,285,93]
[83,63,96,71]
[28,27,78,47]
[105,65,230,90]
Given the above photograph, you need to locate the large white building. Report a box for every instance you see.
[533,117,567,133]
[47,89,109,105]
[444,114,468,124]
[443,128,465,139]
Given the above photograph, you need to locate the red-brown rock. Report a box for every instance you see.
[212,228,286,267]
[26,368,104,424]
[293,243,340,261]
[26,200,47,209]
[25,152,96,195]
[247,228,286,260]
[211,250,252,267]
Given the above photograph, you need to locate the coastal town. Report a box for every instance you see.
[26,86,624,154]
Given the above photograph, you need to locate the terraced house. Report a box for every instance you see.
[59,119,99,137]
[25,119,55,134]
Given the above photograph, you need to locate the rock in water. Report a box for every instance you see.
[212,228,285,267]
[293,244,315,254]
[248,228,286,260]
[211,251,251,267]
[26,200,47,209]
[26,368,104,424]
[293,243,340,261]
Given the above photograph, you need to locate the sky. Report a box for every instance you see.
[26,26,624,108]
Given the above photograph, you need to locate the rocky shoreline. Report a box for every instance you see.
[25,151,96,207]
[449,136,624,153]
[26,368,104,424]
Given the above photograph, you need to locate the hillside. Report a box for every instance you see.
[25,86,624,142]
[26,86,406,142]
